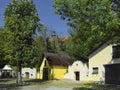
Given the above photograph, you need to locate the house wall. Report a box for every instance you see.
[22,68,36,78]
[36,72,41,79]
[89,44,112,81]
[52,66,67,79]
[89,43,120,81]
[64,61,89,81]
[37,57,50,79]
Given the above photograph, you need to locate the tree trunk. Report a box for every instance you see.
[16,64,22,86]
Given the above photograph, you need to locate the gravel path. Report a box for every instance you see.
[19,85,72,90]
[0,85,95,90]
[0,85,73,90]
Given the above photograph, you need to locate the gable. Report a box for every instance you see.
[89,41,110,58]
[70,61,88,71]
[40,57,51,70]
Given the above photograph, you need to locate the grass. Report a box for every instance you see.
[0,78,41,88]
[0,78,120,90]
[0,78,16,88]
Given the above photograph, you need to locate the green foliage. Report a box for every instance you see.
[53,0,120,61]
[46,31,67,54]
[0,28,13,68]
[4,0,39,67]
[33,35,47,68]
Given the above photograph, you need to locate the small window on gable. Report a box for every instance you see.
[92,67,98,74]
[112,45,120,59]
[76,64,78,66]
[45,60,47,66]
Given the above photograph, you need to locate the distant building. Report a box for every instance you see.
[1,65,15,78]
[22,68,36,78]
[62,36,69,41]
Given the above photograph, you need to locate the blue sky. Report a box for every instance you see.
[0,0,69,37]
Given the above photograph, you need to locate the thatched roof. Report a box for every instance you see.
[42,53,73,66]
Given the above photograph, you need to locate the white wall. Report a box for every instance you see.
[64,61,89,81]
[22,68,36,78]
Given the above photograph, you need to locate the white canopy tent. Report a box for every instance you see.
[3,65,12,70]
[1,65,13,78]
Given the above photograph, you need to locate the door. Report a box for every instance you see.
[75,72,80,81]
[104,64,120,85]
[25,72,29,78]
[43,68,49,80]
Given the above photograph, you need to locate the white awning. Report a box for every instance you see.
[2,65,12,70]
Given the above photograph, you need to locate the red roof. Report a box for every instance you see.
[62,36,69,41]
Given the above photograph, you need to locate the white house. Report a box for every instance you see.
[22,68,36,78]
[64,61,89,81]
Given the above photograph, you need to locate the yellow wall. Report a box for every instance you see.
[37,57,68,80]
[37,72,41,79]
[52,66,67,79]
[89,44,112,81]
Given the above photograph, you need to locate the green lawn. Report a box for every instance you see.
[0,78,40,87]
[0,78,120,90]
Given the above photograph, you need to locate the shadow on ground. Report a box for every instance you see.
[23,79,44,84]
[0,78,44,88]
[73,87,95,90]
[0,79,10,82]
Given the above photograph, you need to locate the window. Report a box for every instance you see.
[92,67,98,74]
[112,45,120,58]
[45,60,47,66]
[76,64,78,66]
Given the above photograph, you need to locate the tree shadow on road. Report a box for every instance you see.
[0,79,10,82]
[73,87,95,90]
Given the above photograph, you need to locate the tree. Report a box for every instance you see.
[47,31,59,52]
[4,0,39,85]
[46,30,68,54]
[53,0,120,61]
[0,28,13,68]
[33,23,48,68]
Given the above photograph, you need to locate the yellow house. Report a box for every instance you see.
[37,53,73,80]
[89,42,120,84]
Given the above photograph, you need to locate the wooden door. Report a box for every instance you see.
[75,72,80,81]
[25,72,29,78]
[43,68,49,80]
